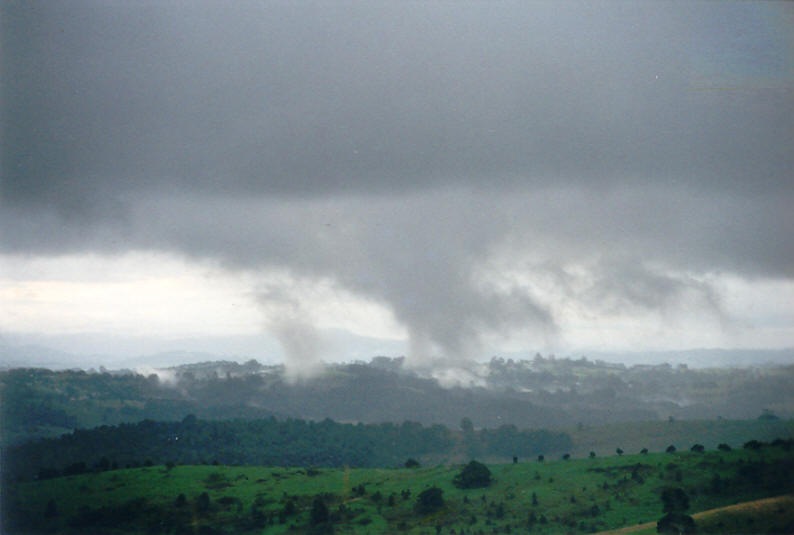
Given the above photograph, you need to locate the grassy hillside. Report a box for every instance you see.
[4,442,793,534]
[599,495,794,535]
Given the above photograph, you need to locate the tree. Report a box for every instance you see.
[537,455,544,462]
[666,445,676,453]
[453,460,492,489]
[657,513,695,534]
[657,487,695,534]
[616,448,624,456]
[589,451,596,458]
[38,467,59,480]
[310,496,329,526]
[640,448,649,455]
[405,458,421,468]
[661,487,690,513]
[283,499,297,516]
[44,499,58,519]
[416,487,444,514]
[690,444,705,453]
[63,461,88,476]
[562,453,570,460]
[717,443,731,452]
[196,492,210,513]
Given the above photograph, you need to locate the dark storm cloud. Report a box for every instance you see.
[2,1,792,362]
[5,1,791,203]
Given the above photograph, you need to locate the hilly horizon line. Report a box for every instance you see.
[2,339,793,373]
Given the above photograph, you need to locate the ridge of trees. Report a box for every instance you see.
[5,416,572,480]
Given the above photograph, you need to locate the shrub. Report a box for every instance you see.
[657,512,695,534]
[661,487,689,513]
[63,462,88,476]
[657,488,694,534]
[217,496,240,508]
[204,472,231,490]
[44,499,58,519]
[453,460,492,489]
[38,468,60,480]
[415,487,444,514]
[282,499,297,516]
[196,492,210,513]
[310,496,329,526]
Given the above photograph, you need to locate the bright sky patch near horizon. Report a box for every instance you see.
[1,1,792,371]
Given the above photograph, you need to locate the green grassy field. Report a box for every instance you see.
[5,442,794,534]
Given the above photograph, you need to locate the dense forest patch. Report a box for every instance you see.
[3,416,572,479]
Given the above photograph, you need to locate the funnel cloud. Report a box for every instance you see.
[2,1,792,369]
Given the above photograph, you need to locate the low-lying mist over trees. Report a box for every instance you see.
[3,355,793,448]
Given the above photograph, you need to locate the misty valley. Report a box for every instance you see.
[2,355,794,534]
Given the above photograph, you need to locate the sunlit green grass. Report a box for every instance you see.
[9,445,794,534]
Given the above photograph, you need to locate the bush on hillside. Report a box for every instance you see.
[415,487,444,514]
[453,460,492,489]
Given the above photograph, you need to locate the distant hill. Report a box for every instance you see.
[2,355,794,447]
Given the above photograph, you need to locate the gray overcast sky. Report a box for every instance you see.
[1,1,793,371]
